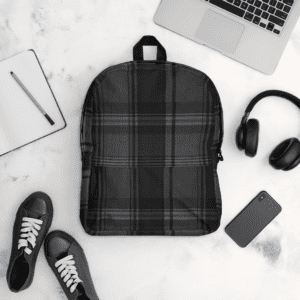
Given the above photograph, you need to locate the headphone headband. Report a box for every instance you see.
[244,90,300,116]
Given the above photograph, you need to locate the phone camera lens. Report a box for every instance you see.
[260,194,265,201]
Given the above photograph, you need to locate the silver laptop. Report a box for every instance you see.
[154,0,300,74]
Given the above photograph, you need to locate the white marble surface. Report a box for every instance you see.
[1,0,300,299]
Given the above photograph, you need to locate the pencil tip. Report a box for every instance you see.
[10,71,13,74]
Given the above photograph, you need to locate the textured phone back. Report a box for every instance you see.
[225,191,282,247]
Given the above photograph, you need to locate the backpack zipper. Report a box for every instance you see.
[217,102,224,162]
[218,150,224,162]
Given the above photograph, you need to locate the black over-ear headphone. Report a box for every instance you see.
[236,90,300,171]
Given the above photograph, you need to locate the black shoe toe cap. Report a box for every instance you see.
[23,192,53,217]
[44,231,73,258]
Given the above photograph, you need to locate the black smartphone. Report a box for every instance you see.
[225,191,282,247]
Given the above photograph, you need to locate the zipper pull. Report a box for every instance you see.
[218,150,224,162]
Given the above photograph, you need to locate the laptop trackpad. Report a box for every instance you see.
[195,9,245,54]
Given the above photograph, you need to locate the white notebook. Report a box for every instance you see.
[0,50,66,156]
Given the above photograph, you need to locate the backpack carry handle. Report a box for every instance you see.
[133,35,167,61]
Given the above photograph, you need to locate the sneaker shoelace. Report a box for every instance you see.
[55,255,83,293]
[18,217,43,255]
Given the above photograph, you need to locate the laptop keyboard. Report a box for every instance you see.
[206,0,294,35]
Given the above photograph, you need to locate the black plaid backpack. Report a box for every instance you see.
[80,36,224,236]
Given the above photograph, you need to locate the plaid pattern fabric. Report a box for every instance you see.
[80,62,223,236]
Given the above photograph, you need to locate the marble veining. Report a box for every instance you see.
[1,0,300,299]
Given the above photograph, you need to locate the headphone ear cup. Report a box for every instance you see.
[236,125,245,150]
[269,138,300,171]
[284,155,300,171]
[244,119,259,157]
